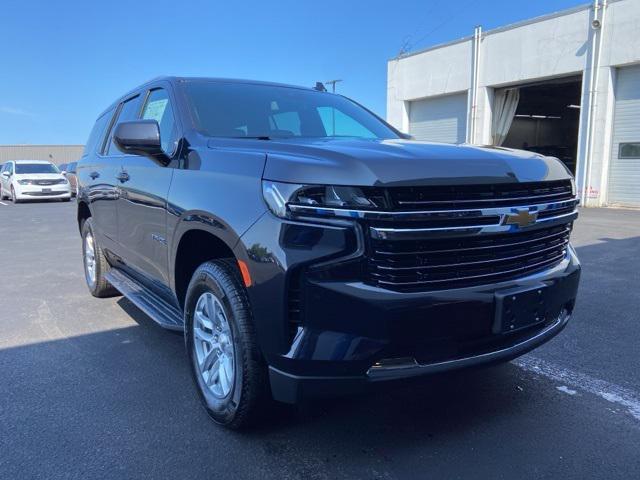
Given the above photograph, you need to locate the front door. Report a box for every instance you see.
[117,85,178,293]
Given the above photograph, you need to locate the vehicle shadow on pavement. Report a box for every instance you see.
[2,235,639,478]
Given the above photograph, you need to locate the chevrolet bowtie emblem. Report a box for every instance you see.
[503,208,538,228]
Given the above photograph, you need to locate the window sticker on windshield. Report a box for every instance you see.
[270,101,279,111]
[143,99,168,122]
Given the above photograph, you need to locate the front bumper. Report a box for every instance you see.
[238,213,581,404]
[14,184,71,200]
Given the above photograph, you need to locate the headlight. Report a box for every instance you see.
[262,180,389,219]
[17,179,32,185]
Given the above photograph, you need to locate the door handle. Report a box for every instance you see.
[116,171,130,183]
[89,171,100,180]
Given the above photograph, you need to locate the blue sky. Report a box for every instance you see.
[0,0,587,144]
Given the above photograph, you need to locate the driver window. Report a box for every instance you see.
[142,89,177,154]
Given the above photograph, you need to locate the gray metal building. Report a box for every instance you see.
[387,0,640,208]
[0,145,84,166]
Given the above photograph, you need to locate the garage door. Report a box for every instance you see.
[408,92,468,143]
[609,65,640,207]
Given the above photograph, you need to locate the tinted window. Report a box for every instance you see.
[107,96,141,155]
[141,89,176,154]
[619,143,640,159]
[67,162,77,173]
[184,82,398,140]
[317,106,376,138]
[84,109,114,157]
[16,163,59,174]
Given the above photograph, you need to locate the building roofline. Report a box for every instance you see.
[0,144,84,147]
[390,1,597,62]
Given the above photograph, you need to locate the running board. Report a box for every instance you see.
[105,268,184,331]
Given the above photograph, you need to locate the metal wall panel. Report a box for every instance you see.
[0,145,84,166]
[408,93,468,143]
[609,65,640,207]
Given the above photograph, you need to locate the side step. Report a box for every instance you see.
[105,268,184,331]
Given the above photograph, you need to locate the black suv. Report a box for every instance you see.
[77,77,580,428]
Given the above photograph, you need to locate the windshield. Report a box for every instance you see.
[184,82,399,140]
[15,163,60,174]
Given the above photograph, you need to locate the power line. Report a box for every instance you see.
[400,0,476,56]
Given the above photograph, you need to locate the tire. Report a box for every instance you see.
[61,197,71,202]
[185,260,269,429]
[10,186,19,204]
[0,185,5,200]
[81,217,118,297]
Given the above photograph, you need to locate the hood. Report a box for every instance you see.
[14,173,65,180]
[253,138,571,187]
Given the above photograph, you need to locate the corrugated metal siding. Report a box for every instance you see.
[0,145,84,166]
[609,65,640,207]
[408,93,468,143]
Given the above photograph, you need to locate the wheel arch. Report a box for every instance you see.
[172,226,241,310]
[77,200,92,233]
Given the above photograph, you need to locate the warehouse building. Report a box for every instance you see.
[0,145,84,167]
[387,0,640,207]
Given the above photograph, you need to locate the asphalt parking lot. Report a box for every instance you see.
[1,200,639,479]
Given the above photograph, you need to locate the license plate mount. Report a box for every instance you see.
[42,188,51,193]
[493,284,551,334]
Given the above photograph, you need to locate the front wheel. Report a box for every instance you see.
[81,218,118,297]
[10,186,19,204]
[185,260,269,429]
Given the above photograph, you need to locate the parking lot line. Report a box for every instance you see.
[0,201,8,206]
[514,355,640,422]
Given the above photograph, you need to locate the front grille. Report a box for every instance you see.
[23,191,66,196]
[366,223,572,292]
[32,179,65,186]
[387,180,574,210]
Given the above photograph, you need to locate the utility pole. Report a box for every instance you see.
[325,79,342,93]
[324,80,343,135]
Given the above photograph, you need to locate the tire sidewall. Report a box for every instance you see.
[185,265,246,425]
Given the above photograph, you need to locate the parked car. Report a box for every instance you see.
[77,77,581,429]
[0,160,71,203]
[62,161,78,196]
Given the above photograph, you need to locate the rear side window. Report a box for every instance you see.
[83,109,114,157]
[107,95,141,155]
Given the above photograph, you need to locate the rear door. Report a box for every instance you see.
[116,84,179,291]
[86,95,141,255]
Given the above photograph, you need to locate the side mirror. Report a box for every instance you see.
[61,171,67,175]
[113,120,171,166]
[1,171,9,178]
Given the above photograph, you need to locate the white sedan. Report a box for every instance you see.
[0,160,72,203]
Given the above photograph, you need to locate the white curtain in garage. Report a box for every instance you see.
[492,88,520,146]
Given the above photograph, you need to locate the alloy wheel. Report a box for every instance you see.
[193,291,236,398]
[84,231,97,287]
